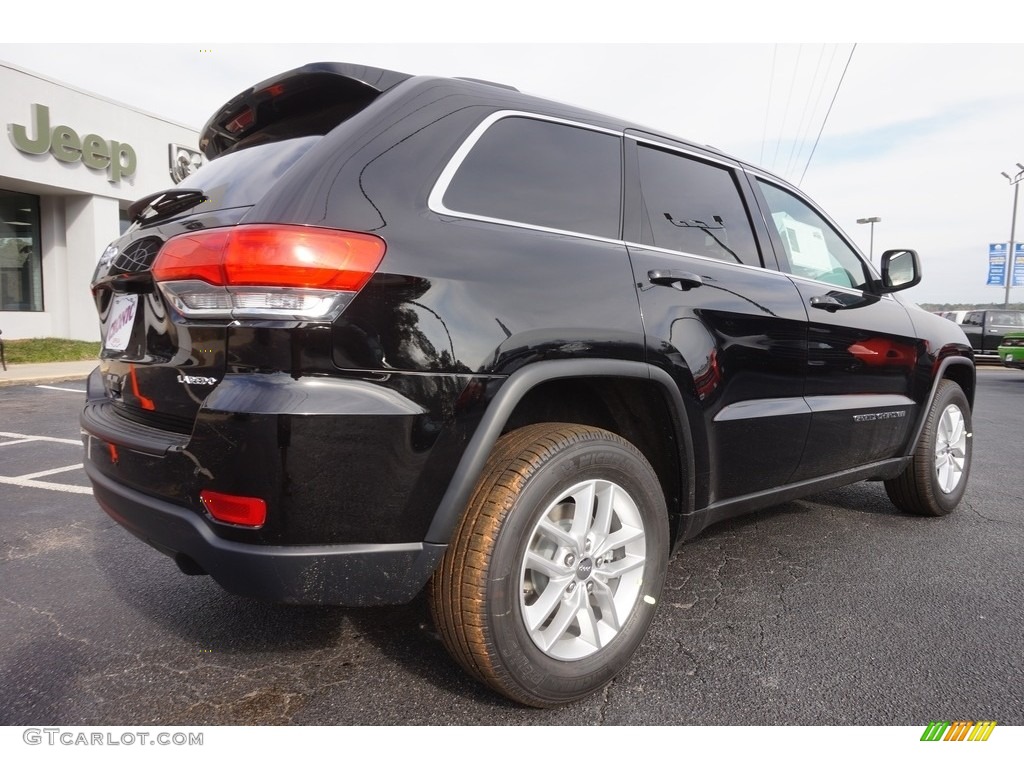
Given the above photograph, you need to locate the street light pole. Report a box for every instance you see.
[856,216,881,260]
[1000,164,1024,309]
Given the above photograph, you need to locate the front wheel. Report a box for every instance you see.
[885,380,972,516]
[429,423,669,707]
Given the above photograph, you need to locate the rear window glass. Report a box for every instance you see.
[184,136,320,212]
[442,117,621,239]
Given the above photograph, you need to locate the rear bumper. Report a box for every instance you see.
[86,461,445,606]
[998,349,1024,369]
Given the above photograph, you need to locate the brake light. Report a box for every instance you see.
[259,83,286,98]
[153,225,385,321]
[200,489,267,527]
[224,107,254,134]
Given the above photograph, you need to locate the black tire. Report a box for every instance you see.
[885,380,972,516]
[429,422,669,707]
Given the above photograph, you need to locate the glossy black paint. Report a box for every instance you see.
[629,247,810,503]
[87,461,445,606]
[82,65,975,606]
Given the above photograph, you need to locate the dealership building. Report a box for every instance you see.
[1,62,201,341]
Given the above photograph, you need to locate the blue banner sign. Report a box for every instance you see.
[1014,243,1024,288]
[988,243,1008,286]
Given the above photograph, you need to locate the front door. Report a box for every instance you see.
[751,178,919,481]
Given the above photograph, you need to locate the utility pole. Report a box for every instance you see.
[1000,165,1024,309]
[856,216,881,260]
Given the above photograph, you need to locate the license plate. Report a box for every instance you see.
[105,294,139,351]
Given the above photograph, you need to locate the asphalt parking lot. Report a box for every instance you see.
[1,369,1022,726]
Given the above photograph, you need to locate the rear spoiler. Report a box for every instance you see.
[199,62,411,161]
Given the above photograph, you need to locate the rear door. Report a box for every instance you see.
[623,135,809,504]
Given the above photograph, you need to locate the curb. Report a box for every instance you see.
[0,361,95,388]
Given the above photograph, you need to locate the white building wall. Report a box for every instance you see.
[0,62,199,341]
[37,194,68,338]
[64,195,119,340]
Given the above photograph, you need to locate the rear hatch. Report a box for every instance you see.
[87,63,407,435]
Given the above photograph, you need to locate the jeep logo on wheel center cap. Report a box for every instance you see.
[576,558,594,580]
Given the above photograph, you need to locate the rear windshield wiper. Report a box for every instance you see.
[128,188,208,225]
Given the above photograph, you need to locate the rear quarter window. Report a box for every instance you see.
[438,115,622,240]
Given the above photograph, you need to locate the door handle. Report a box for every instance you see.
[809,295,844,312]
[648,269,703,291]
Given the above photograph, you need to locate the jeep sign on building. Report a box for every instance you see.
[0,61,200,341]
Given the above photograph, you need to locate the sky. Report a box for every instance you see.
[3,7,1024,306]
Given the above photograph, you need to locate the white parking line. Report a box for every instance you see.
[0,475,93,494]
[0,431,81,446]
[0,431,92,494]
[16,463,85,480]
[35,385,86,393]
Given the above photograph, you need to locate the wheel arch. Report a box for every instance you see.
[424,360,696,546]
[902,355,975,460]
[939,356,976,410]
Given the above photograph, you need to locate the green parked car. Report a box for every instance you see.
[999,332,1024,369]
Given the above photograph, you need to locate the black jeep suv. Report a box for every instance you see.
[82,62,975,707]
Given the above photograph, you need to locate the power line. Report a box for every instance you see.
[784,44,826,179]
[786,44,841,181]
[760,45,778,166]
[799,43,857,186]
[771,44,803,171]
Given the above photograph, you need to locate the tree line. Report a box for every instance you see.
[919,302,1024,312]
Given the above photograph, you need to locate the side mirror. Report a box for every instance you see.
[879,249,921,293]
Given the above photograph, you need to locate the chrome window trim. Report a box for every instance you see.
[629,135,743,171]
[628,136,765,268]
[428,110,625,242]
[623,241,787,278]
[785,273,896,301]
[428,110,789,273]
[425,213,627,247]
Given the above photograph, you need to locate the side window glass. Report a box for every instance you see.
[965,312,981,326]
[635,145,761,267]
[442,117,621,239]
[756,180,870,290]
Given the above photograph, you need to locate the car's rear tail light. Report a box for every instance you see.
[153,225,385,321]
[200,489,267,527]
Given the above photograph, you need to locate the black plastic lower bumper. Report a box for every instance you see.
[85,462,445,607]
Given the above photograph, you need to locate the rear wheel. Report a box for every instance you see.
[430,422,669,707]
[885,380,972,516]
